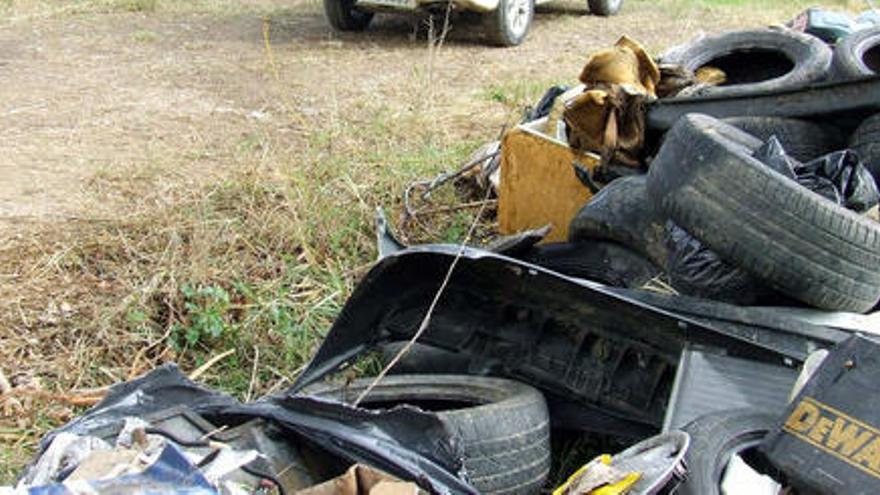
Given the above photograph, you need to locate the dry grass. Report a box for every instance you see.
[0,0,852,483]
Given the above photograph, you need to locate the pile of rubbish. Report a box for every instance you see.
[8,9,880,495]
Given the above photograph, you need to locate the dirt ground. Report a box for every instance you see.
[0,0,796,224]
[0,0,826,480]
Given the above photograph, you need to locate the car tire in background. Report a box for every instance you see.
[677,409,777,495]
[849,113,880,185]
[484,0,533,47]
[661,29,831,98]
[324,0,374,31]
[647,114,880,313]
[305,374,551,495]
[831,26,880,80]
[723,116,844,163]
[587,0,622,16]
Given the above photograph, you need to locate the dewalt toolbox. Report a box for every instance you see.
[761,334,880,494]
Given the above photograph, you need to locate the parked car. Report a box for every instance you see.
[323,0,623,46]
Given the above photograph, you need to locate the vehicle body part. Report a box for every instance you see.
[647,114,880,312]
[724,116,844,162]
[484,0,534,47]
[376,209,407,260]
[291,245,843,436]
[499,117,600,242]
[568,175,668,269]
[380,342,473,375]
[660,29,831,98]
[484,224,551,258]
[520,241,661,288]
[324,0,374,31]
[662,348,797,432]
[646,76,880,132]
[29,364,476,495]
[305,375,550,495]
[849,112,880,184]
[762,334,880,495]
[832,26,880,80]
[587,0,622,16]
[678,409,777,495]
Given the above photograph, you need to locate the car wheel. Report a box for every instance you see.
[723,116,844,163]
[849,113,880,186]
[678,409,776,495]
[324,0,374,31]
[831,26,880,80]
[305,374,551,495]
[660,29,831,98]
[484,0,533,47]
[587,0,622,16]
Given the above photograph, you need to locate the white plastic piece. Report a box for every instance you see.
[720,454,781,495]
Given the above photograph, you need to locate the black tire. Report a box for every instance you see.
[723,116,844,162]
[850,113,880,185]
[522,241,661,288]
[661,29,831,98]
[647,77,880,132]
[568,175,669,269]
[484,0,533,47]
[587,0,622,16]
[831,27,880,80]
[678,409,776,495]
[646,113,880,312]
[324,0,373,31]
[306,375,550,495]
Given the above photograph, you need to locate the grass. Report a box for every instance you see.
[0,0,854,485]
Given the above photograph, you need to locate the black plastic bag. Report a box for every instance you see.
[666,222,766,305]
[755,137,879,212]
[522,85,568,123]
[667,137,878,305]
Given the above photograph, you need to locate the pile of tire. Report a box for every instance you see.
[645,113,880,313]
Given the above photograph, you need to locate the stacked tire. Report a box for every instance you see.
[646,114,880,313]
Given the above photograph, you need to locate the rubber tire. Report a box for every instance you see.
[723,116,844,163]
[568,175,669,269]
[646,114,880,313]
[832,26,880,80]
[306,375,550,495]
[661,29,831,98]
[587,0,622,16]
[324,0,373,31]
[484,0,533,47]
[850,113,880,186]
[522,241,661,288]
[677,409,776,495]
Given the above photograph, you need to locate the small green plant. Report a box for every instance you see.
[174,284,231,347]
[117,0,158,12]
[131,29,158,42]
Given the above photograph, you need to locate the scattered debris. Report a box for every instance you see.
[12,18,880,495]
